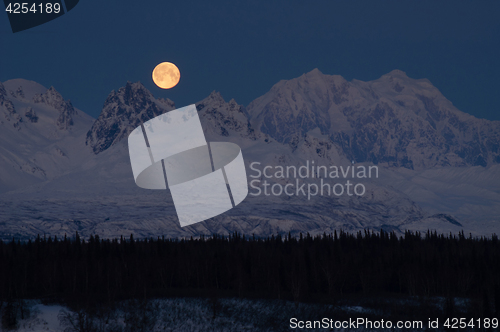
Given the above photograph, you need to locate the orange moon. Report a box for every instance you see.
[152,62,180,89]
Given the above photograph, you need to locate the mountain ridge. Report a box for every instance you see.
[0,73,499,239]
[247,68,500,169]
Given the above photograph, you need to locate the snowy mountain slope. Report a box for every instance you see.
[247,69,500,169]
[0,79,94,193]
[386,164,500,235]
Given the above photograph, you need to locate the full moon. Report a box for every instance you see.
[152,62,180,89]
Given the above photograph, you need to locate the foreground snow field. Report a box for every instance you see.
[5,296,473,332]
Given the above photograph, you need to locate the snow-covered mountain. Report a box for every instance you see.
[247,69,500,169]
[86,81,175,154]
[0,72,499,240]
[0,79,94,193]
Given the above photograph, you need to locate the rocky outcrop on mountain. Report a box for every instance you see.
[85,81,175,154]
[15,86,24,99]
[196,91,260,141]
[24,107,38,123]
[247,69,500,169]
[0,82,23,129]
[0,82,5,100]
[8,86,25,99]
[33,86,77,130]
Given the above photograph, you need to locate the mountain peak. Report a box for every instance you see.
[247,69,500,168]
[196,92,258,140]
[125,81,146,90]
[383,69,409,79]
[118,81,154,107]
[86,82,174,154]
[197,91,226,109]
[32,85,76,130]
[295,68,326,81]
[208,90,225,100]
[305,68,324,76]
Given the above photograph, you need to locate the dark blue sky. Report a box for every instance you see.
[1,0,499,120]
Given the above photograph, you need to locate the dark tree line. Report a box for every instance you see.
[0,230,499,312]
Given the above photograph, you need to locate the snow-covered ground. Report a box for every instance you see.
[5,296,463,332]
